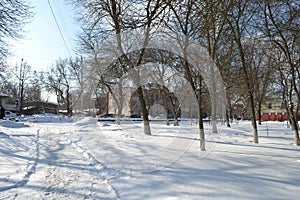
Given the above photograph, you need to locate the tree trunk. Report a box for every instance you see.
[250,97,259,143]
[210,68,218,133]
[293,127,300,146]
[211,117,218,133]
[287,102,300,146]
[199,109,205,151]
[296,101,300,125]
[19,79,25,114]
[174,111,179,126]
[116,109,122,125]
[66,90,73,117]
[197,85,205,151]
[136,86,151,135]
[165,109,170,126]
[290,114,300,146]
[226,92,233,127]
[226,109,231,127]
[257,100,262,125]
[115,81,123,125]
[162,92,169,126]
[106,92,109,114]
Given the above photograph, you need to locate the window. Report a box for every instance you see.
[267,103,272,109]
[281,102,286,109]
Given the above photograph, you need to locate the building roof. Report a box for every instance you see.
[0,93,9,97]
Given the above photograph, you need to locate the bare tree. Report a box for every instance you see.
[67,56,95,115]
[144,49,184,126]
[167,0,209,150]
[73,0,133,125]
[14,60,32,114]
[0,0,32,62]
[194,0,229,132]
[221,0,260,143]
[72,0,170,134]
[243,36,273,125]
[217,37,241,127]
[41,58,83,116]
[263,0,300,145]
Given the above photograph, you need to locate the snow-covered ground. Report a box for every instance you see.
[0,115,299,199]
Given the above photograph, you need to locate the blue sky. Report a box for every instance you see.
[8,0,80,71]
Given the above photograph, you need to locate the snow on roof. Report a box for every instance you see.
[0,93,9,97]
[0,120,29,128]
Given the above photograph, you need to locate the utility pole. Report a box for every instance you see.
[18,58,25,115]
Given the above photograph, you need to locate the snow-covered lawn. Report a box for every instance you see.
[0,116,299,199]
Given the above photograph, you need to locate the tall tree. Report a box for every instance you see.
[263,0,300,145]
[244,36,273,125]
[222,0,260,143]
[41,58,83,117]
[73,0,170,134]
[195,0,228,132]
[73,0,131,125]
[15,59,32,114]
[167,0,209,150]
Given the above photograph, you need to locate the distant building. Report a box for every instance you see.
[23,101,58,115]
[0,93,17,111]
[257,98,290,121]
[96,86,182,118]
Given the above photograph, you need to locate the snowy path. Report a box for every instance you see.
[0,120,120,199]
[40,126,118,199]
[78,121,199,174]
[0,126,39,195]
[0,118,299,199]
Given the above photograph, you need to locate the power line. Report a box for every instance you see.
[54,0,73,46]
[47,0,72,57]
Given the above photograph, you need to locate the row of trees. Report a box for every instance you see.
[1,0,299,149]
[67,0,299,148]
